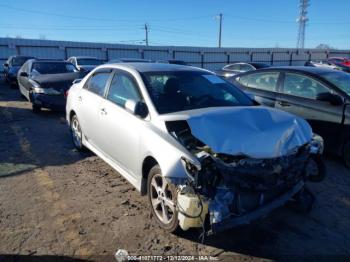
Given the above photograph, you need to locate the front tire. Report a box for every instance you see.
[70,114,84,151]
[147,165,179,232]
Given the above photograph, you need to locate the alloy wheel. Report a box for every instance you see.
[150,173,176,225]
[71,116,83,149]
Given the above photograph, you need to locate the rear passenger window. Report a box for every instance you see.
[237,73,279,91]
[86,72,110,96]
[283,73,330,99]
[107,72,142,107]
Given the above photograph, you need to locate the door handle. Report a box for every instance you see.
[278,101,290,107]
[77,96,82,101]
[100,108,107,115]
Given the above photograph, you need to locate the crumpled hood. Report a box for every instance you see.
[31,72,82,89]
[162,106,313,159]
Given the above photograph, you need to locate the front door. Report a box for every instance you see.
[97,70,145,178]
[276,72,344,152]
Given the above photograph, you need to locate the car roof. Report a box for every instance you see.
[108,58,153,63]
[12,55,34,58]
[102,62,208,73]
[252,66,339,74]
[70,56,101,59]
[30,59,68,63]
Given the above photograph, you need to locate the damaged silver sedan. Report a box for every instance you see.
[66,63,325,235]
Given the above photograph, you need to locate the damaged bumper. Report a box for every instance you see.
[174,138,324,234]
[209,181,304,234]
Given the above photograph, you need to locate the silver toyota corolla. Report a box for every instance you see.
[66,63,324,235]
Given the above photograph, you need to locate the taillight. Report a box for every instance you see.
[343,60,350,67]
[65,90,69,97]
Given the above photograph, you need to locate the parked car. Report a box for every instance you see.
[305,60,341,70]
[230,66,350,166]
[66,63,324,234]
[156,59,188,65]
[326,57,350,73]
[18,59,83,112]
[108,58,153,63]
[3,55,35,87]
[215,62,270,78]
[67,56,103,73]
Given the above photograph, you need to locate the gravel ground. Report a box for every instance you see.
[1,82,350,261]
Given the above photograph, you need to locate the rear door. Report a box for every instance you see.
[234,71,280,107]
[276,72,344,151]
[76,69,112,149]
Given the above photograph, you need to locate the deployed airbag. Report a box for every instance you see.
[187,106,312,158]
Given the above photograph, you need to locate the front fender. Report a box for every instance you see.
[139,124,199,179]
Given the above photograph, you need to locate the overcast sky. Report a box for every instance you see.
[0,0,349,49]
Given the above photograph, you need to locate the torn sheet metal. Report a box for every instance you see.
[187,106,312,159]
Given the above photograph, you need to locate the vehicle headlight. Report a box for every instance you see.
[181,157,200,178]
[310,134,324,154]
[33,87,61,95]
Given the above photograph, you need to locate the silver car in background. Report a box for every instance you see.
[66,63,324,234]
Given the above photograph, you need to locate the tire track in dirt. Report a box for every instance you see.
[0,99,92,257]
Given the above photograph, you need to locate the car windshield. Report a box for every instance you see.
[12,57,32,66]
[320,71,350,96]
[141,71,254,114]
[32,62,78,74]
[77,58,102,66]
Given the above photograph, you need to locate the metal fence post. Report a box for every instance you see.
[200,51,204,68]
[289,51,293,66]
[15,45,20,55]
[270,52,274,65]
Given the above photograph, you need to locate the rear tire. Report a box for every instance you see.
[147,165,179,233]
[343,141,350,168]
[70,114,84,151]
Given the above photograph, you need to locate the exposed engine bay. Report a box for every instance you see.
[165,119,324,235]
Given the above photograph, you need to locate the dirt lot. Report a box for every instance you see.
[1,82,350,261]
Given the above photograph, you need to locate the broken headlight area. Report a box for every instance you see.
[167,120,324,234]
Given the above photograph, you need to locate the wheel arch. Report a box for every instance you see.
[141,156,159,196]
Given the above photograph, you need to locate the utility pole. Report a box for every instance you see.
[296,0,309,49]
[144,23,149,46]
[217,13,223,48]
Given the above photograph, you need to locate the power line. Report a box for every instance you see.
[0,3,211,23]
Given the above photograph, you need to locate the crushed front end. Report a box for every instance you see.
[165,114,324,235]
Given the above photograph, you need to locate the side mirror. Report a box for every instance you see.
[316,92,343,106]
[19,72,28,77]
[125,100,149,118]
[3,63,9,67]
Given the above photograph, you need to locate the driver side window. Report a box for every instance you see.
[107,72,142,107]
[283,73,330,99]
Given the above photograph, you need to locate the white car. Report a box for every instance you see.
[66,63,324,234]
